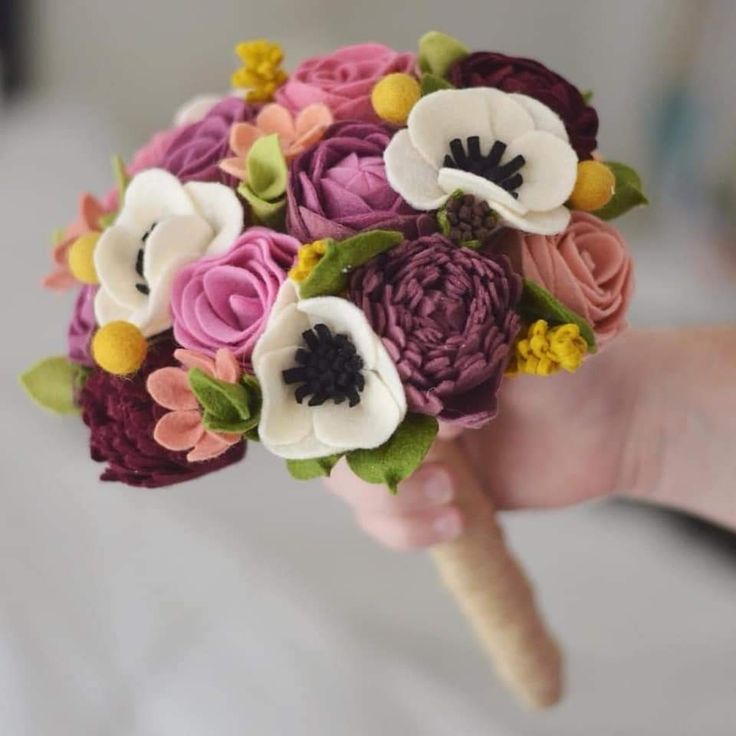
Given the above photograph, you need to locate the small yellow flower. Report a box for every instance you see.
[289,240,329,283]
[506,320,588,377]
[231,39,288,103]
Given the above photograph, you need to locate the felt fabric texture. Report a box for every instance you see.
[252,280,406,460]
[93,169,244,338]
[231,40,288,103]
[349,234,521,428]
[147,348,244,462]
[173,93,226,126]
[220,103,333,180]
[187,367,260,435]
[236,134,289,227]
[79,336,245,487]
[275,43,418,124]
[568,160,615,212]
[129,128,181,175]
[160,97,260,187]
[383,88,577,235]
[287,121,436,243]
[418,31,469,79]
[67,285,98,367]
[171,227,298,364]
[370,74,421,126]
[496,211,634,348]
[506,319,588,376]
[593,161,648,220]
[450,51,599,160]
[91,321,149,376]
[20,356,86,415]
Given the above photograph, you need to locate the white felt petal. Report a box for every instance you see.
[185,181,244,255]
[373,342,407,416]
[312,372,403,452]
[143,215,213,288]
[480,88,535,144]
[383,130,447,211]
[252,303,311,372]
[255,347,320,456]
[298,297,378,369]
[407,89,494,168]
[510,93,569,141]
[437,168,527,214]
[173,93,224,126]
[506,131,578,211]
[491,200,571,235]
[94,288,134,326]
[116,169,196,232]
[94,226,149,310]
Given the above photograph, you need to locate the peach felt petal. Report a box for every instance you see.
[80,194,106,230]
[218,157,247,181]
[147,367,199,411]
[174,349,216,377]
[214,348,242,383]
[229,122,264,158]
[256,104,297,140]
[187,431,240,462]
[294,104,333,136]
[154,410,205,451]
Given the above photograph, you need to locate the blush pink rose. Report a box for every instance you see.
[496,211,634,348]
[275,43,417,123]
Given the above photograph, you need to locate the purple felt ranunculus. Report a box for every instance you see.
[160,97,259,186]
[79,336,245,488]
[350,235,522,428]
[450,52,598,160]
[286,121,435,242]
[171,227,299,365]
[68,285,97,366]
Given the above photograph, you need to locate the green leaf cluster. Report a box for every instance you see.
[237,134,288,228]
[594,162,648,221]
[20,356,89,415]
[188,369,261,435]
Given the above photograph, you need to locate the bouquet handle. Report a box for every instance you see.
[429,439,563,709]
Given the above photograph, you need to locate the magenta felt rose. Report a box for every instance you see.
[350,235,522,428]
[496,211,634,348]
[286,121,434,242]
[160,97,259,185]
[275,43,417,123]
[68,285,97,366]
[129,128,180,174]
[171,227,299,364]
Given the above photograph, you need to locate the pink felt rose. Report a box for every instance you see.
[129,128,181,174]
[275,43,417,123]
[170,227,299,364]
[497,211,634,348]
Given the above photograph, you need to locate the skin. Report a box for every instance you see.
[325,328,736,549]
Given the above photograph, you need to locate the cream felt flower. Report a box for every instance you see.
[93,169,243,337]
[383,88,578,235]
[252,280,406,460]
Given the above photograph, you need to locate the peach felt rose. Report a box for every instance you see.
[219,103,333,181]
[497,211,634,348]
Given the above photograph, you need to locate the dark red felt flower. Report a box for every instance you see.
[79,336,245,488]
[450,52,598,160]
[350,235,522,428]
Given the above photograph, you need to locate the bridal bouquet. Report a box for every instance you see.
[22,31,645,708]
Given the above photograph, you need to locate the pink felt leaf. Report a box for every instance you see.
[218,157,247,181]
[256,103,297,139]
[294,103,333,136]
[153,410,205,451]
[147,367,199,411]
[187,431,239,462]
[174,349,216,377]
[229,122,263,158]
[214,348,242,383]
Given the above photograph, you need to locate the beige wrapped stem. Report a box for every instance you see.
[429,439,563,709]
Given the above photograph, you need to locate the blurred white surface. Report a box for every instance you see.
[3,6,736,733]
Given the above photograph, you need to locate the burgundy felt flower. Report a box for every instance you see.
[160,97,259,186]
[350,235,522,428]
[286,121,434,242]
[79,336,245,488]
[450,52,598,160]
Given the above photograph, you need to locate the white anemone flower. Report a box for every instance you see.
[93,168,243,337]
[384,87,578,235]
[252,280,407,460]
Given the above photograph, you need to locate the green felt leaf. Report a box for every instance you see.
[420,73,455,96]
[189,369,261,434]
[299,230,403,299]
[20,356,85,415]
[286,454,342,480]
[518,279,597,353]
[246,133,288,202]
[582,89,594,104]
[346,414,439,493]
[418,31,469,79]
[238,182,286,228]
[593,161,649,221]
[111,154,130,201]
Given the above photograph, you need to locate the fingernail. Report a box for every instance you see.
[423,471,453,505]
[433,512,462,541]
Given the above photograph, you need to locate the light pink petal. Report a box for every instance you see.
[174,348,216,377]
[256,103,297,139]
[187,431,239,462]
[294,103,333,135]
[214,348,242,383]
[218,157,247,180]
[80,194,106,230]
[229,123,263,157]
[154,410,205,452]
[147,367,199,411]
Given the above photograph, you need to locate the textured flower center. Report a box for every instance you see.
[134,224,156,296]
[282,324,365,407]
[442,136,525,198]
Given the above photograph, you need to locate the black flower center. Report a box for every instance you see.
[135,224,156,296]
[282,324,365,407]
[443,137,525,198]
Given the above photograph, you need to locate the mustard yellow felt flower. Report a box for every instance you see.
[507,320,587,376]
[232,39,288,103]
[289,240,329,283]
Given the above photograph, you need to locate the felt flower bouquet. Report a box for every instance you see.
[22,31,646,708]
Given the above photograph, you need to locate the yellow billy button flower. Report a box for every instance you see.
[92,321,148,376]
[568,160,615,212]
[289,240,329,283]
[371,73,421,126]
[231,39,288,103]
[67,231,101,284]
[507,320,588,377]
